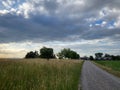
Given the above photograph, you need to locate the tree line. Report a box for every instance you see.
[85,53,120,60]
[94,53,120,60]
[25,47,80,60]
[25,47,120,60]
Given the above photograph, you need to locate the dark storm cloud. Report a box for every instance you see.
[0,0,120,43]
[81,28,120,40]
[0,13,86,43]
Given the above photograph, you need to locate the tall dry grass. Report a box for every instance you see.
[0,59,83,90]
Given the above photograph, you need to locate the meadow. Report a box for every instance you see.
[0,59,83,90]
[94,61,120,77]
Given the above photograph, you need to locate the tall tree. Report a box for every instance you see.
[57,48,80,59]
[40,47,55,60]
[95,53,103,60]
[89,56,94,60]
[25,51,39,58]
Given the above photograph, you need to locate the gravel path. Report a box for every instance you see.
[81,61,120,90]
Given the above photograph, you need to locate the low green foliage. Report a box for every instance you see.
[94,61,120,77]
[0,59,83,90]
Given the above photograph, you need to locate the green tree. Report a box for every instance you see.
[25,51,39,58]
[104,53,110,57]
[95,53,103,60]
[57,48,80,59]
[89,56,94,60]
[40,47,55,60]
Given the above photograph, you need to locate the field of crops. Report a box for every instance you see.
[94,61,120,77]
[0,59,83,90]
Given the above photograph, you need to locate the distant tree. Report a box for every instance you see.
[40,47,55,60]
[104,53,110,57]
[25,51,39,58]
[116,55,120,60]
[111,55,120,60]
[89,56,94,60]
[57,52,64,59]
[57,48,80,59]
[95,53,103,60]
[34,51,39,58]
[103,53,112,60]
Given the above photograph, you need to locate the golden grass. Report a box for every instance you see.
[0,59,83,90]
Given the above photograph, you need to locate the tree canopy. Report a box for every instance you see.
[57,48,80,59]
[95,53,103,60]
[89,56,94,60]
[25,51,39,58]
[40,47,55,60]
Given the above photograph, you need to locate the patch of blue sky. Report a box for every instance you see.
[108,20,115,26]
[10,0,25,9]
[90,19,104,27]
[15,0,25,6]
[0,2,5,10]
[106,20,115,28]
[0,0,25,10]
[94,19,103,25]
[91,19,115,29]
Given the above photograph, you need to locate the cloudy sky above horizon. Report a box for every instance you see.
[0,0,120,58]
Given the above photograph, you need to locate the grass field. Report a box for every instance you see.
[94,61,120,77]
[0,59,83,90]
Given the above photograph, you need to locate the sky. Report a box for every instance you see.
[0,0,120,58]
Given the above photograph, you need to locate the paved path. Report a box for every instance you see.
[81,61,120,90]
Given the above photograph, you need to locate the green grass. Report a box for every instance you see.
[0,59,83,90]
[94,61,120,77]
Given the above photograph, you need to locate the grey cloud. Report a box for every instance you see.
[0,13,86,43]
[43,0,58,12]
[0,0,120,43]
[80,28,120,40]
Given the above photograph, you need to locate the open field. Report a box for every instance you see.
[0,59,83,90]
[94,61,120,77]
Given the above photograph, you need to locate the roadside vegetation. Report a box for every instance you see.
[94,61,120,77]
[0,59,83,90]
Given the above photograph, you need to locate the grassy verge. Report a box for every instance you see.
[0,59,83,90]
[93,61,120,77]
